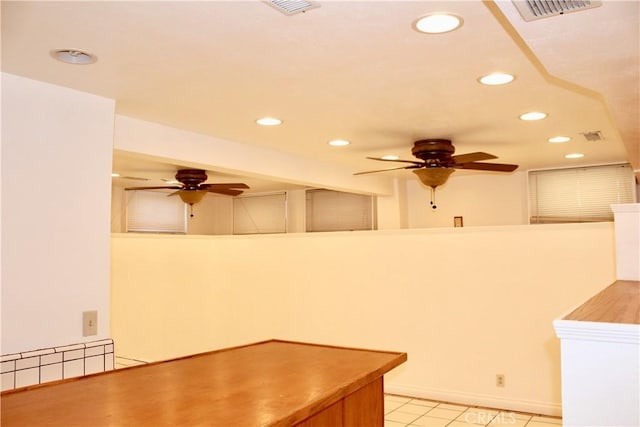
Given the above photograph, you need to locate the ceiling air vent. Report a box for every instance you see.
[581,131,604,141]
[512,0,602,21]
[265,0,320,16]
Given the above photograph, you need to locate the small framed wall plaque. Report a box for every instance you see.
[454,216,464,227]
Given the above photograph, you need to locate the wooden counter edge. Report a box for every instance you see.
[563,280,640,324]
[271,350,407,427]
[0,339,408,397]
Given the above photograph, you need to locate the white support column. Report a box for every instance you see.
[611,204,640,281]
[553,320,640,426]
[554,203,640,426]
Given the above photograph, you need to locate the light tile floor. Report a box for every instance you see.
[114,359,563,426]
[384,394,562,427]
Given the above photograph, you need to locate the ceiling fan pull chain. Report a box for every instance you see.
[430,187,437,210]
[189,204,195,218]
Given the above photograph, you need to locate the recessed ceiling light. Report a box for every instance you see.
[565,153,584,159]
[328,139,350,147]
[548,136,571,143]
[256,117,282,126]
[50,49,97,65]
[414,13,463,34]
[519,111,547,121]
[111,173,120,178]
[478,73,515,86]
[381,155,400,160]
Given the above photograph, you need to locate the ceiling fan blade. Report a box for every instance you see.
[454,162,519,172]
[205,188,245,196]
[124,186,181,191]
[354,165,418,175]
[119,176,150,181]
[451,152,498,164]
[366,156,423,166]
[200,183,250,190]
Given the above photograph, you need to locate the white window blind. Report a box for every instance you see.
[529,163,635,223]
[306,189,374,232]
[233,192,287,234]
[126,190,186,233]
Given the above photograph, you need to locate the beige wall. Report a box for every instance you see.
[406,171,529,228]
[187,195,233,235]
[111,222,616,415]
[2,73,115,353]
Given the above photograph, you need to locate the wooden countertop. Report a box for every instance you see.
[563,280,640,324]
[0,339,406,427]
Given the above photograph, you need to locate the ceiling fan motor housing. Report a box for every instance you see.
[412,139,455,164]
[175,169,208,190]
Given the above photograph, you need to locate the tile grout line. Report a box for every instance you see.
[386,398,475,427]
[384,395,562,427]
[385,400,425,426]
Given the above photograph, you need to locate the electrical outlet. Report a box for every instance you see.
[496,374,505,387]
[83,310,98,336]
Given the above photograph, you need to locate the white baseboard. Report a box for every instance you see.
[384,382,562,417]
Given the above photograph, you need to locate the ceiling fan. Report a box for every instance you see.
[125,169,249,216]
[355,139,518,209]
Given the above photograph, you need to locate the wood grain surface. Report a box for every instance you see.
[0,339,406,427]
[563,280,640,324]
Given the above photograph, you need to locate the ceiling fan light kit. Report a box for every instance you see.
[412,168,456,189]
[356,139,518,210]
[125,169,249,217]
[177,190,206,205]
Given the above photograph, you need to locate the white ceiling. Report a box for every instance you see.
[2,0,638,191]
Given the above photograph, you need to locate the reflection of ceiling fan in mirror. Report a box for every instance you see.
[355,139,518,209]
[125,169,249,217]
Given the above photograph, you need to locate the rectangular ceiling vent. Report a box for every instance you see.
[581,131,605,141]
[512,0,602,21]
[265,0,320,16]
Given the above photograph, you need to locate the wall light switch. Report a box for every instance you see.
[83,310,98,336]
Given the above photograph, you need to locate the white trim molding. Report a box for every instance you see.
[553,319,640,344]
[384,382,562,417]
[554,318,639,426]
